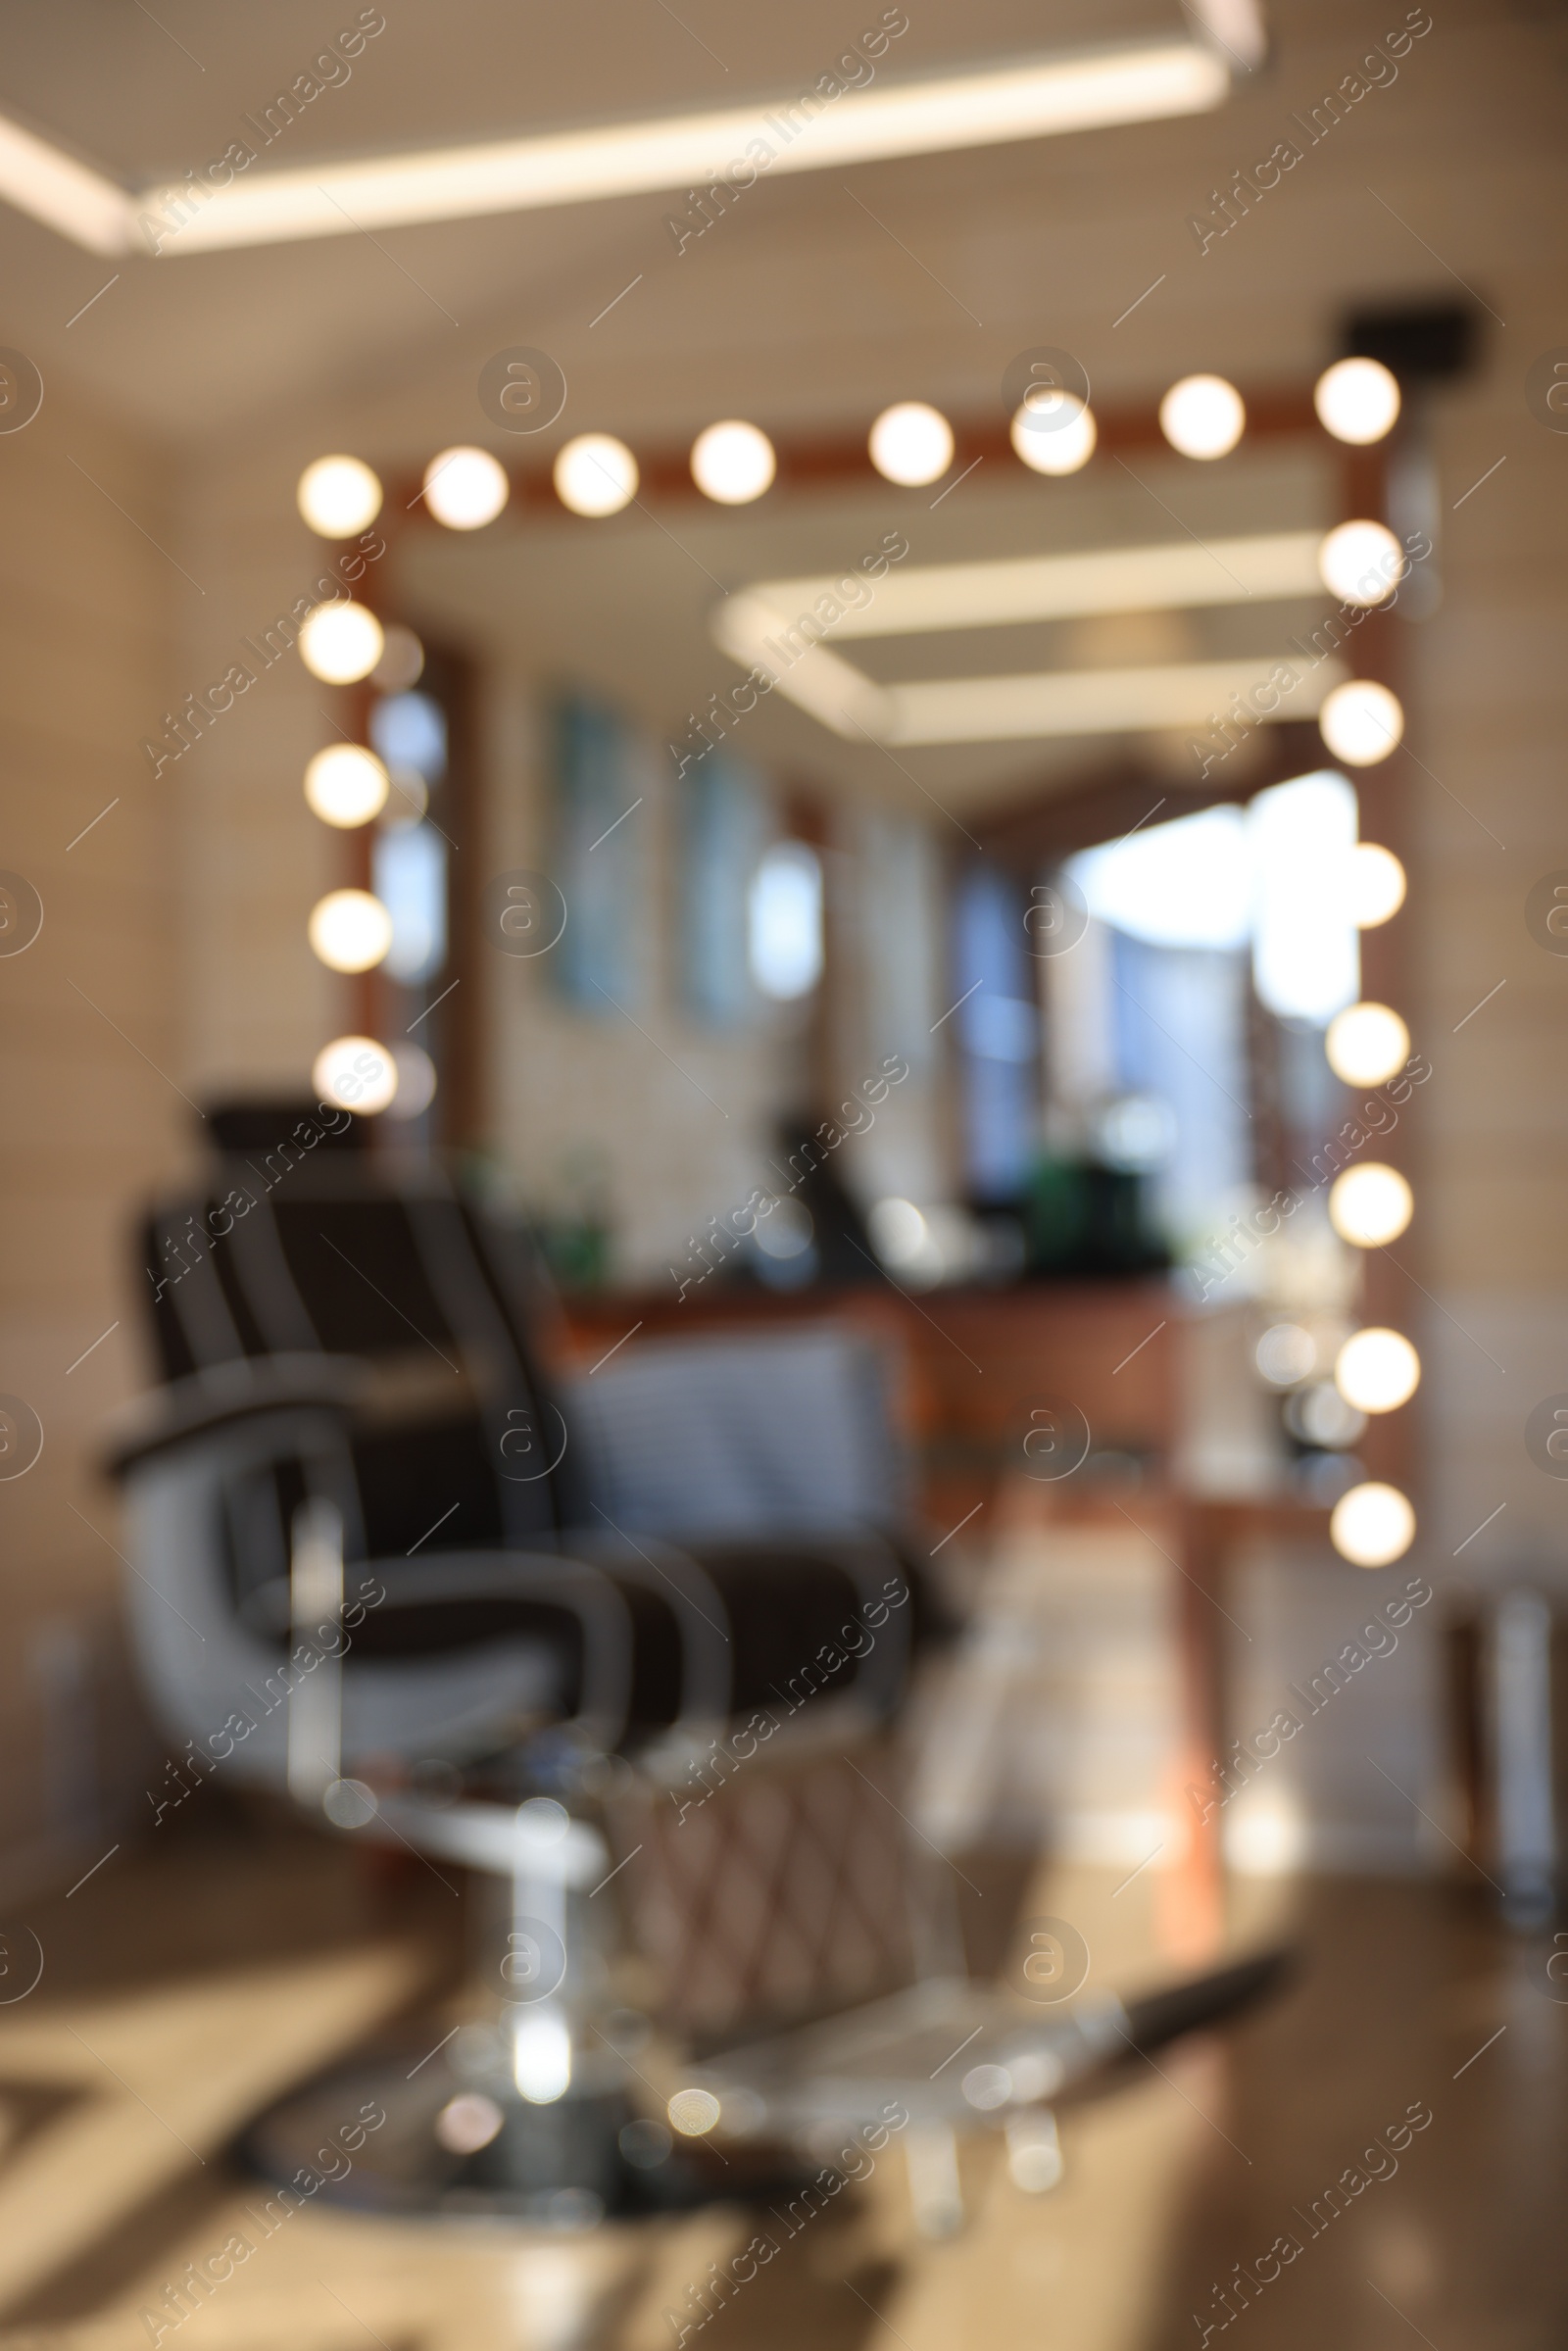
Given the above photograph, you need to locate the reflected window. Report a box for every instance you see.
[370,691,447,780]
[748,842,823,1001]
[373,821,447,985]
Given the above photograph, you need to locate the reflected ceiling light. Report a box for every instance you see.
[1159,373,1245,459]
[1319,677,1403,765]
[1329,1161,1413,1248]
[312,1035,398,1114]
[1255,1322,1316,1387]
[1325,1001,1409,1087]
[308,888,393,973]
[1348,842,1406,926]
[1319,519,1403,607]
[1011,393,1097,475]
[1314,356,1401,445]
[869,402,954,486]
[691,419,776,504]
[739,531,1327,639]
[554,432,638,516]
[305,744,389,828]
[298,602,384,683]
[1330,1480,1415,1566]
[667,2088,721,2136]
[1336,1326,1420,1413]
[16,44,1234,258]
[424,446,510,529]
[388,1044,437,1119]
[297,455,383,538]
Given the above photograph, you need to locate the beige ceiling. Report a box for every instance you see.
[2,0,1555,457]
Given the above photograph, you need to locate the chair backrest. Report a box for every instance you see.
[566,1324,911,1541]
[138,1148,582,1574]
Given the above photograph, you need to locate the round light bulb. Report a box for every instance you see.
[1335,1327,1421,1413]
[1319,519,1404,607]
[1329,1162,1413,1248]
[1319,678,1404,766]
[308,888,393,973]
[304,744,389,828]
[691,419,776,505]
[423,446,510,530]
[387,1044,437,1119]
[1314,356,1400,446]
[1325,1002,1410,1087]
[312,1035,398,1114]
[297,455,383,538]
[666,2087,721,2137]
[1330,1480,1415,1567]
[869,401,954,486]
[298,601,384,684]
[1348,842,1406,927]
[554,432,638,516]
[1011,393,1097,476]
[1158,373,1246,460]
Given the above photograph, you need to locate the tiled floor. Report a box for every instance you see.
[1,1809,1562,2351]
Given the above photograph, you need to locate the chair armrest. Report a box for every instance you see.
[102,1353,365,1479]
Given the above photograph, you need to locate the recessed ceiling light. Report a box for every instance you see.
[9,41,1235,257]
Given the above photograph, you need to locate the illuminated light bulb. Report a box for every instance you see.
[1329,1161,1413,1248]
[304,744,389,828]
[1348,842,1406,927]
[312,1035,397,1114]
[1011,393,1097,475]
[666,2087,721,2136]
[554,432,638,515]
[1325,1001,1410,1087]
[1330,1480,1415,1567]
[691,418,776,504]
[423,445,510,529]
[1335,1326,1421,1413]
[1319,678,1404,766]
[869,400,954,486]
[1314,356,1401,446]
[387,1044,437,1118]
[297,454,383,537]
[298,601,384,683]
[1319,518,1404,607]
[308,887,393,972]
[1158,372,1245,460]
[512,2009,571,2104]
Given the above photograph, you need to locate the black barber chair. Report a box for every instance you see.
[109,1102,1289,2234]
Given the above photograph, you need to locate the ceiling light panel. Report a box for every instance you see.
[0,39,1233,255]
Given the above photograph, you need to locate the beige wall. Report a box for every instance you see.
[0,383,184,1884]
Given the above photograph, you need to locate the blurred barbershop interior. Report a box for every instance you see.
[2,0,1567,2343]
